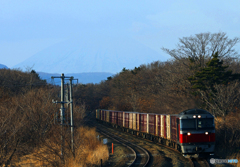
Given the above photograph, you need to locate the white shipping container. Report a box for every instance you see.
[133,113,137,130]
[166,115,171,140]
[129,113,133,129]
[137,114,140,131]
[161,115,165,138]
[155,115,158,136]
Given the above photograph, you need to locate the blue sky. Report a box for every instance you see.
[1,0,240,68]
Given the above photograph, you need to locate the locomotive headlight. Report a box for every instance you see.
[193,115,196,118]
[187,132,191,136]
[205,132,208,135]
[198,115,201,118]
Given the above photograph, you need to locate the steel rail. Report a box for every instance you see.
[191,158,210,167]
[98,121,194,167]
[97,128,137,166]
[97,125,150,167]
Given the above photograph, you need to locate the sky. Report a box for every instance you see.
[1,0,240,68]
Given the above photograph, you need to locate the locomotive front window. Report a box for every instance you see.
[197,118,214,129]
[180,119,196,129]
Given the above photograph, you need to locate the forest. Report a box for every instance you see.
[74,32,240,161]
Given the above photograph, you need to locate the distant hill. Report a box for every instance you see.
[13,34,166,74]
[0,64,8,69]
[38,72,114,85]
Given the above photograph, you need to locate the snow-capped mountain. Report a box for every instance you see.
[13,34,165,74]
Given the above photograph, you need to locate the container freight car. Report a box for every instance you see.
[96,109,215,158]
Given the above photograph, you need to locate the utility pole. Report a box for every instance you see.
[68,77,77,155]
[51,73,73,162]
[69,77,74,154]
[60,73,65,161]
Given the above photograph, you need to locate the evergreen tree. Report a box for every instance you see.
[188,52,240,93]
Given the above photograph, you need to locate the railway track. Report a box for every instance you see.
[191,158,210,167]
[126,129,211,167]
[96,124,150,167]
[96,122,195,167]
[98,121,215,167]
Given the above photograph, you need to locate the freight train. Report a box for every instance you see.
[96,109,215,158]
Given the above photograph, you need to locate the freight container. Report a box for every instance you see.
[125,112,129,128]
[133,113,137,130]
[170,115,178,142]
[137,113,140,131]
[149,114,155,135]
[103,110,106,121]
[140,113,149,133]
[161,115,167,138]
[118,111,123,126]
[129,112,133,129]
[106,110,108,122]
[112,111,118,124]
[167,115,171,139]
[96,109,100,119]
[128,112,138,129]
[106,110,109,122]
[157,114,161,136]
[155,114,160,136]
[109,111,113,123]
[103,110,105,121]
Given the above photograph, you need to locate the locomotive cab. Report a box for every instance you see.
[178,109,215,157]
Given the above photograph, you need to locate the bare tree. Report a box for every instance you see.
[162,32,240,68]
[0,88,58,166]
[127,90,140,112]
[199,81,240,117]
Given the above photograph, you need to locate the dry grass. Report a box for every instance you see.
[65,127,109,167]
[215,112,240,164]
[16,127,109,167]
[16,137,63,167]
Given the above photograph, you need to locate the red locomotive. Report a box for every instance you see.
[96,109,215,157]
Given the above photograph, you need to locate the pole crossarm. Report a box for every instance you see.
[65,77,78,84]
[52,99,69,104]
[51,76,73,79]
